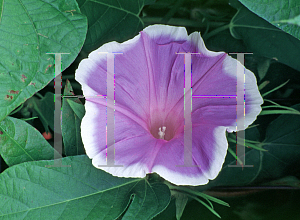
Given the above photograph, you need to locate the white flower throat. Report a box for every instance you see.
[158,126,167,140]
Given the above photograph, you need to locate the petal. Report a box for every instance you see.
[91,136,162,179]
[151,125,228,186]
[191,55,263,132]
[160,30,263,133]
[142,24,188,44]
[82,97,163,179]
[89,108,164,178]
[75,32,152,128]
[75,25,190,125]
[80,101,106,159]
[81,100,150,160]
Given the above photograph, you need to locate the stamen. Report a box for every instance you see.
[158,126,166,140]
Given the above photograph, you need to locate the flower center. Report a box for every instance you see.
[158,126,166,139]
[149,117,182,141]
[148,108,184,141]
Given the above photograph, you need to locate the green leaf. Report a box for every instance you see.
[174,192,189,220]
[228,136,267,152]
[204,24,248,53]
[28,92,55,132]
[198,109,300,189]
[259,109,300,116]
[257,58,271,81]
[198,127,262,188]
[0,0,87,122]
[187,195,221,219]
[0,116,60,166]
[258,80,270,90]
[144,0,156,5]
[263,99,300,114]
[77,0,153,53]
[254,104,300,182]
[261,80,289,97]
[0,155,171,220]
[227,147,243,166]
[238,0,300,40]
[169,186,230,208]
[152,198,177,220]
[62,80,85,156]
[67,100,85,119]
[229,6,300,72]
[122,181,171,220]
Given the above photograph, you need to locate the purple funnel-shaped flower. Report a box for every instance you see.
[75,25,263,186]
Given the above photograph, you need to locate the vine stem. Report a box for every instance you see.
[35,92,44,99]
[202,24,230,40]
[161,0,185,24]
[141,17,226,28]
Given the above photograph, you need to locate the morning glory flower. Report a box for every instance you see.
[75,24,263,186]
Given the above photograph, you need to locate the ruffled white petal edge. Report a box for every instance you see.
[188,31,225,57]
[91,153,149,179]
[143,24,224,57]
[151,126,228,186]
[222,56,264,132]
[75,24,225,95]
[80,101,105,159]
[142,24,188,42]
[75,30,142,96]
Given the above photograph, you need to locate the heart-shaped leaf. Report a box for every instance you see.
[0,0,87,122]
[239,0,300,40]
[0,155,171,220]
[253,104,300,183]
[77,0,155,53]
[229,6,300,72]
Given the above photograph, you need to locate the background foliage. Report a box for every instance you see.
[0,0,299,219]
